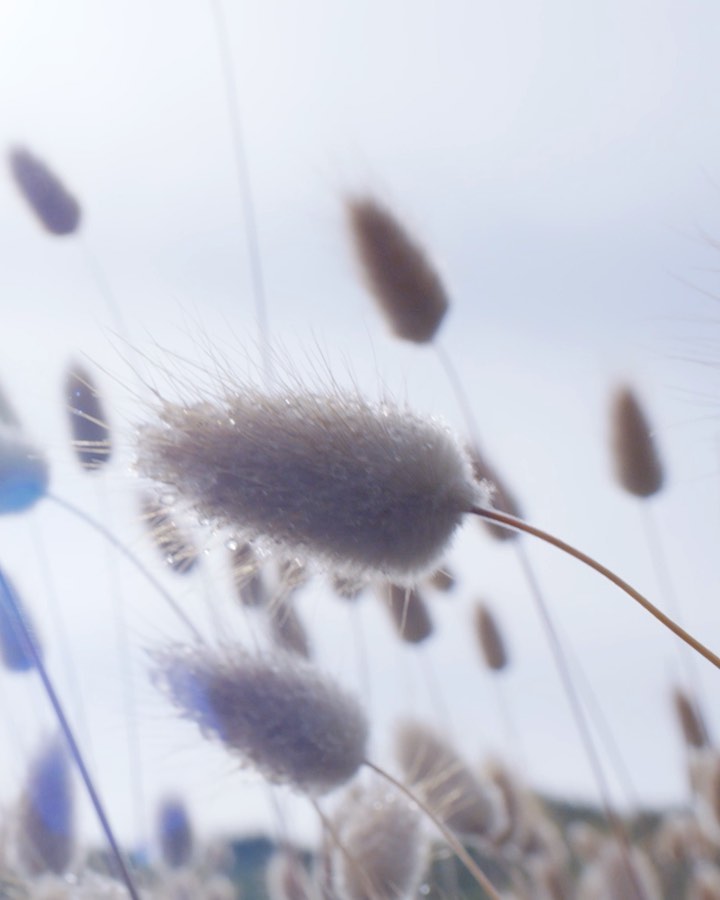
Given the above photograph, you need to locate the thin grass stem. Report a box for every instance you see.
[470,506,720,670]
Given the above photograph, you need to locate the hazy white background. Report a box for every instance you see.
[0,0,719,855]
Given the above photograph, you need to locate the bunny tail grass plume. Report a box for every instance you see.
[330,778,426,900]
[141,495,200,575]
[0,566,43,672]
[474,602,509,672]
[610,385,664,498]
[395,720,501,843]
[384,584,434,644]
[15,736,75,876]
[8,147,81,236]
[151,643,368,794]
[346,195,449,344]
[0,422,48,514]
[157,795,194,869]
[64,364,113,471]
[138,385,478,582]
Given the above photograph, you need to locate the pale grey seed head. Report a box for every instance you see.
[672,685,709,750]
[395,720,498,842]
[138,387,478,582]
[151,643,368,795]
[331,778,426,900]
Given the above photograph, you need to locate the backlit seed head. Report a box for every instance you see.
[64,364,113,472]
[346,195,449,344]
[138,386,477,582]
[9,147,81,236]
[672,686,709,750]
[610,385,664,498]
[141,495,200,576]
[152,643,368,795]
[331,779,426,900]
[395,720,499,842]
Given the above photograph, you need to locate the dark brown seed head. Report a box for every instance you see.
[64,364,112,471]
[9,147,81,236]
[346,196,449,343]
[384,584,434,645]
[610,385,664,498]
[474,602,509,672]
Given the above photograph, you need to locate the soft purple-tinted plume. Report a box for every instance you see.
[9,147,81,236]
[138,387,477,581]
[16,736,74,876]
[152,643,368,795]
[157,795,194,869]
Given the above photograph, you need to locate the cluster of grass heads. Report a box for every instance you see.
[1,27,720,900]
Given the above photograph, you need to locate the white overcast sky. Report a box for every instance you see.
[0,0,720,854]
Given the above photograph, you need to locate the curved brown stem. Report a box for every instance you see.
[470,506,720,671]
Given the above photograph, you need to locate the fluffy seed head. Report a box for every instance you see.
[16,736,74,876]
[610,385,664,498]
[346,195,449,343]
[151,643,368,795]
[395,720,499,842]
[331,779,426,900]
[474,602,509,672]
[157,795,194,869]
[0,566,43,672]
[64,364,112,471]
[138,387,477,582]
[9,147,81,236]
